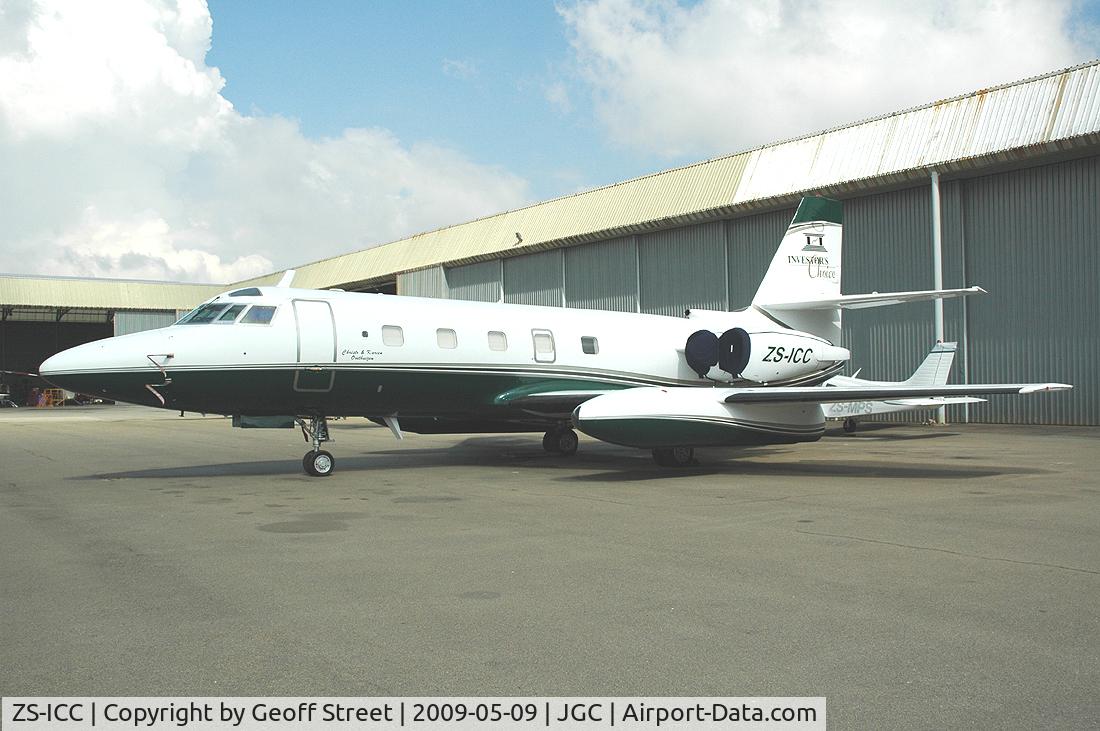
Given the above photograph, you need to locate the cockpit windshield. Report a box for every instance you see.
[176,303,277,325]
[177,303,228,324]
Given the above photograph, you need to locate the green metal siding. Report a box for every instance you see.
[445,261,501,303]
[398,267,447,298]
[564,237,638,312]
[839,186,941,421]
[504,250,563,307]
[114,310,177,336]
[726,207,796,309]
[638,222,726,316]
[960,155,1099,424]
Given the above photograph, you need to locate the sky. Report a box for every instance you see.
[1,0,1098,284]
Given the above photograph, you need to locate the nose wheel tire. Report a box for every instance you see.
[303,449,335,477]
[652,446,695,467]
[543,428,579,456]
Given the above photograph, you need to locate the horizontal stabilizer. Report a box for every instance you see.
[723,383,1071,405]
[761,286,985,311]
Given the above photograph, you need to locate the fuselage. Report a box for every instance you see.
[40,286,809,434]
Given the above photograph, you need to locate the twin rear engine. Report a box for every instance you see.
[684,327,850,384]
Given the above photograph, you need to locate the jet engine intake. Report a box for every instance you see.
[685,327,849,384]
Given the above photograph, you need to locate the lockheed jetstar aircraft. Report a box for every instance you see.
[39,197,1070,475]
[825,341,983,432]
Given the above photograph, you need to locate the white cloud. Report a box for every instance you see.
[442,57,477,79]
[561,0,1100,158]
[0,0,529,283]
[544,80,573,114]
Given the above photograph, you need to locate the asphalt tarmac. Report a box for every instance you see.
[1,405,1097,728]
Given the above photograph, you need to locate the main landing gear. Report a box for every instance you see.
[843,417,858,433]
[297,415,334,477]
[543,427,579,456]
[652,446,695,467]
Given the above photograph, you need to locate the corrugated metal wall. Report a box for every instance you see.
[445,261,501,303]
[398,266,447,298]
[114,310,177,336]
[564,237,638,312]
[959,155,1098,424]
[726,207,796,309]
[504,250,563,307]
[840,186,939,395]
[638,222,726,316]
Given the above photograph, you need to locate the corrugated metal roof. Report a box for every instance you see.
[245,60,1100,291]
[0,274,221,310]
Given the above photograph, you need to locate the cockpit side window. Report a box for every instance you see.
[241,305,277,324]
[217,304,247,322]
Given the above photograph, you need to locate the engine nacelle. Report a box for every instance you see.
[684,327,849,384]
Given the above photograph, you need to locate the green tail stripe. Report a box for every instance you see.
[791,196,842,225]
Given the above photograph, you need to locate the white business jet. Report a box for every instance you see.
[39,197,1070,475]
[825,341,983,432]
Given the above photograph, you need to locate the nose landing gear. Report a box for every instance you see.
[297,415,335,477]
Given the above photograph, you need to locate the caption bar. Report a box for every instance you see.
[3,697,824,730]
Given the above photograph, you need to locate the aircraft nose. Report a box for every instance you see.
[39,347,79,376]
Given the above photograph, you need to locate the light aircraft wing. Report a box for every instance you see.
[761,286,985,311]
[723,383,1071,404]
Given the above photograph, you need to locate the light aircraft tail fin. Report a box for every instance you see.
[904,341,957,387]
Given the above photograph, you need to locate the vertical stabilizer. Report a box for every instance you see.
[903,342,957,387]
[752,197,843,342]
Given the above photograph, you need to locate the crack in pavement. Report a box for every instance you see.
[795,529,1099,575]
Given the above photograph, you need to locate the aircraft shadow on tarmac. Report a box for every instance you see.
[71,431,1047,482]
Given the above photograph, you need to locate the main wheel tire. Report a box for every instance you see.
[843,417,857,433]
[556,429,579,456]
[653,446,694,467]
[542,430,559,453]
[303,449,335,477]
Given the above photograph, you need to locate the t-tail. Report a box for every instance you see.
[751,197,844,342]
[751,197,984,344]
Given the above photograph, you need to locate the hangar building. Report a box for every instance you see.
[3,61,1098,424]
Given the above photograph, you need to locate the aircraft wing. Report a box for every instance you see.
[761,286,985,311]
[723,383,1071,404]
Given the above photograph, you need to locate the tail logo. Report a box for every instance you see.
[802,233,827,252]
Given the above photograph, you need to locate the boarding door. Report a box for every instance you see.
[293,299,336,392]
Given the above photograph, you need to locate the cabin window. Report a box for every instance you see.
[178,303,229,324]
[217,304,247,322]
[532,329,556,363]
[436,328,458,349]
[581,336,599,355]
[240,305,277,324]
[488,331,508,351]
[382,325,404,346]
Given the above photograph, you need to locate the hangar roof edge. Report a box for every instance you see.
[232,59,1100,290]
